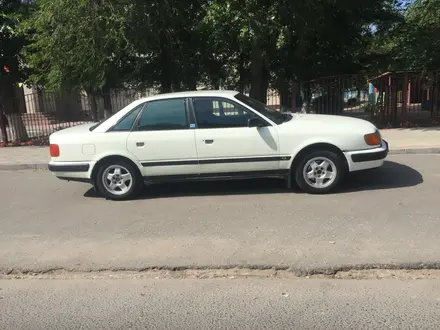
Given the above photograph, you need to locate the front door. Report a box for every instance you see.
[191,97,280,174]
[127,98,199,177]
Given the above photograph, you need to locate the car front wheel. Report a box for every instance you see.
[294,150,343,194]
[96,161,142,200]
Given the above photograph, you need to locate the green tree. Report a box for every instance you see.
[125,0,208,93]
[391,0,440,70]
[23,0,133,120]
[20,0,405,116]
[202,0,281,102]
[202,0,402,103]
[0,0,30,141]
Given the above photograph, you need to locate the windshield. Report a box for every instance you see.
[234,93,286,124]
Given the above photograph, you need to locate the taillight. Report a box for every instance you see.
[50,144,60,157]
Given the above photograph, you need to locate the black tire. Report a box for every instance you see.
[294,149,343,194]
[95,160,143,200]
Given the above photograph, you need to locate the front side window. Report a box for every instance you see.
[137,98,188,131]
[193,97,254,129]
[110,103,145,131]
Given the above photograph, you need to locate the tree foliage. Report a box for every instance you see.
[2,0,436,106]
[0,0,29,102]
[23,0,132,93]
[391,0,440,70]
[0,0,32,140]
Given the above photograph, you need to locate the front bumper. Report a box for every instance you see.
[344,140,389,172]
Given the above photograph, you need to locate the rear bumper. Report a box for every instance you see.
[48,164,90,172]
[344,140,389,172]
[48,161,94,183]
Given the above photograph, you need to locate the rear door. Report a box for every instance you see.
[126,98,199,177]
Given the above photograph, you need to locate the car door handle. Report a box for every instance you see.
[204,139,214,144]
[136,142,145,147]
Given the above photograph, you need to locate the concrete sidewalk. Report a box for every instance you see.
[0,128,439,170]
[380,127,440,152]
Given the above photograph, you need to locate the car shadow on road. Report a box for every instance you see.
[84,161,423,200]
[85,177,291,200]
[341,160,423,193]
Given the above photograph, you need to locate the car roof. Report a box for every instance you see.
[137,90,240,102]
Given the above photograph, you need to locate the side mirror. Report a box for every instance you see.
[248,117,266,128]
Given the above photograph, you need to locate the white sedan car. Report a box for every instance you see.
[48,90,388,200]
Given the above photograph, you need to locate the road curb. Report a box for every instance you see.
[389,147,440,155]
[0,148,439,171]
[0,163,48,171]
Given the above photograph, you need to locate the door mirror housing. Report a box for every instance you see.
[248,117,267,128]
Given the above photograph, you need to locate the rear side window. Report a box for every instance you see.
[110,103,144,132]
[137,98,187,131]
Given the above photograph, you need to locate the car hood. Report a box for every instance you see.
[284,113,377,134]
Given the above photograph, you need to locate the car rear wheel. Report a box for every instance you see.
[96,160,142,200]
[294,150,343,194]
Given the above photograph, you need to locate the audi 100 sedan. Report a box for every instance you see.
[48,90,388,200]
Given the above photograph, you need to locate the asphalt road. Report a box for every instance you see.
[1,278,440,329]
[0,154,439,272]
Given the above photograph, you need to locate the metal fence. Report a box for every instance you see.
[1,71,440,143]
[300,71,440,127]
[1,86,286,142]
[0,89,158,142]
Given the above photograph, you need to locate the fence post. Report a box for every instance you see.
[402,72,409,117]
[391,75,398,126]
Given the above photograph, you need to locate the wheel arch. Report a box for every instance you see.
[290,142,349,172]
[90,155,142,186]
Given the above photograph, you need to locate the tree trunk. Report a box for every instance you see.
[182,60,197,91]
[261,58,269,105]
[301,83,311,113]
[249,43,268,104]
[238,54,246,94]
[278,81,290,111]
[184,74,197,91]
[187,79,197,91]
[103,93,113,119]
[91,95,99,121]
[159,34,172,93]
[250,44,264,102]
[432,85,439,115]
[291,81,298,112]
[86,90,99,121]
[0,111,8,142]
[211,78,220,90]
[0,82,28,141]
[6,112,28,141]
[55,90,82,122]
[172,79,182,92]
[97,96,105,120]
